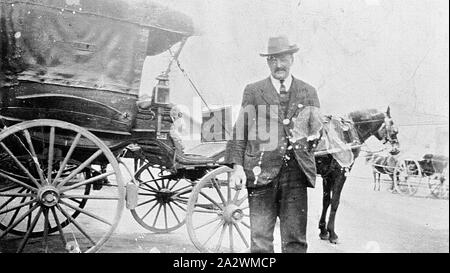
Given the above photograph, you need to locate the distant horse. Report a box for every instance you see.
[365,150,399,191]
[315,107,399,244]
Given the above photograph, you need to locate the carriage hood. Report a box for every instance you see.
[0,0,195,94]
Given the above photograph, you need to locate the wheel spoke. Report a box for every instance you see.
[194,208,220,214]
[152,204,163,227]
[0,198,36,215]
[68,198,83,205]
[60,200,112,226]
[173,184,191,193]
[236,195,248,206]
[229,222,234,252]
[211,178,226,205]
[214,224,227,252]
[61,194,119,200]
[42,208,50,253]
[136,197,157,208]
[169,179,182,191]
[194,216,221,230]
[163,203,168,230]
[202,219,224,248]
[138,193,157,197]
[0,187,27,211]
[0,171,37,193]
[0,203,39,239]
[22,129,47,185]
[172,200,187,212]
[0,184,20,192]
[233,222,249,248]
[56,204,96,246]
[57,149,103,188]
[139,184,158,193]
[5,192,30,228]
[0,143,41,188]
[167,202,181,224]
[152,179,162,190]
[17,206,43,253]
[172,188,192,198]
[227,173,232,203]
[146,168,156,180]
[240,221,250,229]
[52,133,82,184]
[199,191,224,210]
[51,206,67,247]
[59,171,115,192]
[47,127,55,185]
[140,202,159,221]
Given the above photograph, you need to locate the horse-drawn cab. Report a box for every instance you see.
[0,0,223,169]
[0,0,230,253]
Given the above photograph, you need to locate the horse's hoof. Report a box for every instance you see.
[319,232,329,240]
[329,237,339,244]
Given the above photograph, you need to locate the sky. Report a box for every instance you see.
[136,0,449,152]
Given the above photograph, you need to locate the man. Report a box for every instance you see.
[225,36,321,253]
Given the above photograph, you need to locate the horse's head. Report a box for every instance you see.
[349,106,400,154]
[373,107,400,154]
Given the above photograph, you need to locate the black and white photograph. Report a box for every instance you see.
[0,0,448,259]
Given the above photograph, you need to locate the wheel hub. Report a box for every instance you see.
[37,186,60,207]
[156,188,174,203]
[223,204,243,223]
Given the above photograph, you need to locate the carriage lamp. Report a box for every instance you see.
[153,73,170,104]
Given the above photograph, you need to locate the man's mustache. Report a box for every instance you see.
[275,68,286,72]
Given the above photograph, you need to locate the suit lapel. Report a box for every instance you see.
[258,77,285,123]
[285,78,304,119]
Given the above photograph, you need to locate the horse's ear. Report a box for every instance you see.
[386,106,391,118]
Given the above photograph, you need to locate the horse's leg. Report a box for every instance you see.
[389,174,394,191]
[372,170,377,191]
[319,178,332,240]
[327,172,346,244]
[377,173,381,191]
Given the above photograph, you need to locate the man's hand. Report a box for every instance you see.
[230,164,246,189]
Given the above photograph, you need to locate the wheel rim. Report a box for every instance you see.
[0,119,125,253]
[428,175,448,199]
[131,162,192,233]
[394,160,421,196]
[186,166,250,253]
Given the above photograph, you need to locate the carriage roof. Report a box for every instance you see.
[0,0,195,94]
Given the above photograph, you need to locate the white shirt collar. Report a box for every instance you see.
[270,74,293,94]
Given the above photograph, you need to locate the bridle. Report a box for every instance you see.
[352,113,399,154]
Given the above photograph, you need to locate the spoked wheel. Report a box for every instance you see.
[131,162,193,233]
[394,160,421,196]
[0,159,91,237]
[427,166,449,199]
[186,166,250,253]
[0,119,125,253]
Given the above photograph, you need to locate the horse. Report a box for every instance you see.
[365,150,399,191]
[315,106,399,244]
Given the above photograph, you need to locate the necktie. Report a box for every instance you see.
[280,79,287,95]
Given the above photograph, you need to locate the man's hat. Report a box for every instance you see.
[260,36,299,57]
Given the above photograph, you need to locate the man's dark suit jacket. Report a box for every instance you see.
[225,76,321,188]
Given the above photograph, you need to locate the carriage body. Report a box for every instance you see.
[1,0,193,133]
[0,0,217,253]
[393,153,449,198]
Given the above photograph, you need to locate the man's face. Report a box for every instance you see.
[267,53,294,80]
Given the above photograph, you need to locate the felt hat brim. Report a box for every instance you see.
[259,46,299,57]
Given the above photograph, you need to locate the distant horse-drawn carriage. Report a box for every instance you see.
[393,153,449,198]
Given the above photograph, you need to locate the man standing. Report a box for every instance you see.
[225,36,321,253]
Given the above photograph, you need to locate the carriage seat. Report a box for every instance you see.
[174,152,216,165]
